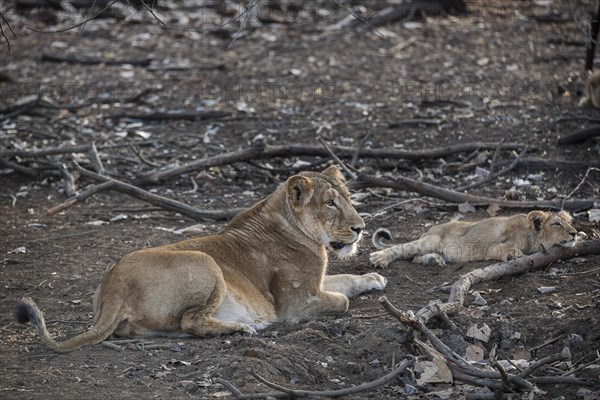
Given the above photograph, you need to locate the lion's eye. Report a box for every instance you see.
[553,222,562,227]
[326,199,336,208]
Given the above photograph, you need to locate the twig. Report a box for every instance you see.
[564,167,599,202]
[351,131,372,169]
[316,134,357,180]
[214,357,415,399]
[27,0,120,33]
[562,356,600,377]
[0,10,18,52]
[456,147,528,192]
[88,143,105,175]
[72,161,243,221]
[57,163,78,197]
[140,0,167,26]
[41,53,152,67]
[47,181,115,216]
[332,0,385,37]
[519,352,568,378]
[128,143,161,167]
[352,174,598,211]
[228,0,260,49]
[531,334,565,356]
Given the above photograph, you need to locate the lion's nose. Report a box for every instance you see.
[351,226,363,235]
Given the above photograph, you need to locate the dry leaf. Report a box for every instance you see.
[486,203,501,217]
[458,202,476,213]
[465,344,485,362]
[537,286,556,294]
[415,358,453,385]
[466,323,492,342]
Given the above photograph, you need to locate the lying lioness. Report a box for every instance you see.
[370,210,578,268]
[17,166,387,353]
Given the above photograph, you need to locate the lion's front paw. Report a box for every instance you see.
[361,272,388,293]
[238,323,258,336]
[369,250,392,268]
[504,248,525,261]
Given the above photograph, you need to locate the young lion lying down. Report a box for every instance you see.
[370,210,578,268]
[17,166,387,353]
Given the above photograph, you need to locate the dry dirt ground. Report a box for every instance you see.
[1,1,600,399]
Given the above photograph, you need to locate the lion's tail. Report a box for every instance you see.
[16,297,121,353]
[371,228,393,249]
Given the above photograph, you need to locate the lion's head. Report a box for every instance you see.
[285,165,364,259]
[528,210,578,250]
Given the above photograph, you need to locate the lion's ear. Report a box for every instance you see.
[322,165,346,184]
[528,211,548,232]
[287,176,314,210]
[557,210,572,223]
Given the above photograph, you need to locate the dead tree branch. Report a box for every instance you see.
[136,142,528,185]
[380,296,592,395]
[557,125,600,145]
[214,357,415,399]
[412,240,600,324]
[109,110,230,121]
[71,162,244,221]
[352,174,597,211]
[41,53,152,67]
[0,141,156,159]
[47,181,115,216]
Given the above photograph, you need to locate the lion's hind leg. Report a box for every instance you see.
[180,276,255,337]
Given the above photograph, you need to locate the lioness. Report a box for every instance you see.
[17,166,387,353]
[370,210,578,268]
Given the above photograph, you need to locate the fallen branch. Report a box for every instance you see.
[380,297,592,396]
[495,157,600,172]
[109,110,231,121]
[339,0,466,29]
[0,141,156,159]
[413,240,600,324]
[71,162,244,221]
[136,142,529,185]
[387,118,443,128]
[557,125,600,145]
[352,174,597,211]
[214,357,415,399]
[47,181,115,216]
[41,53,152,66]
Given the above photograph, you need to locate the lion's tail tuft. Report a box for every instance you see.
[371,228,393,249]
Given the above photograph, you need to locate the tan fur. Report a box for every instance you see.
[370,211,578,268]
[17,166,387,353]
[578,71,600,108]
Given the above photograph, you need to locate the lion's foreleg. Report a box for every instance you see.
[369,239,424,268]
[322,273,387,298]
